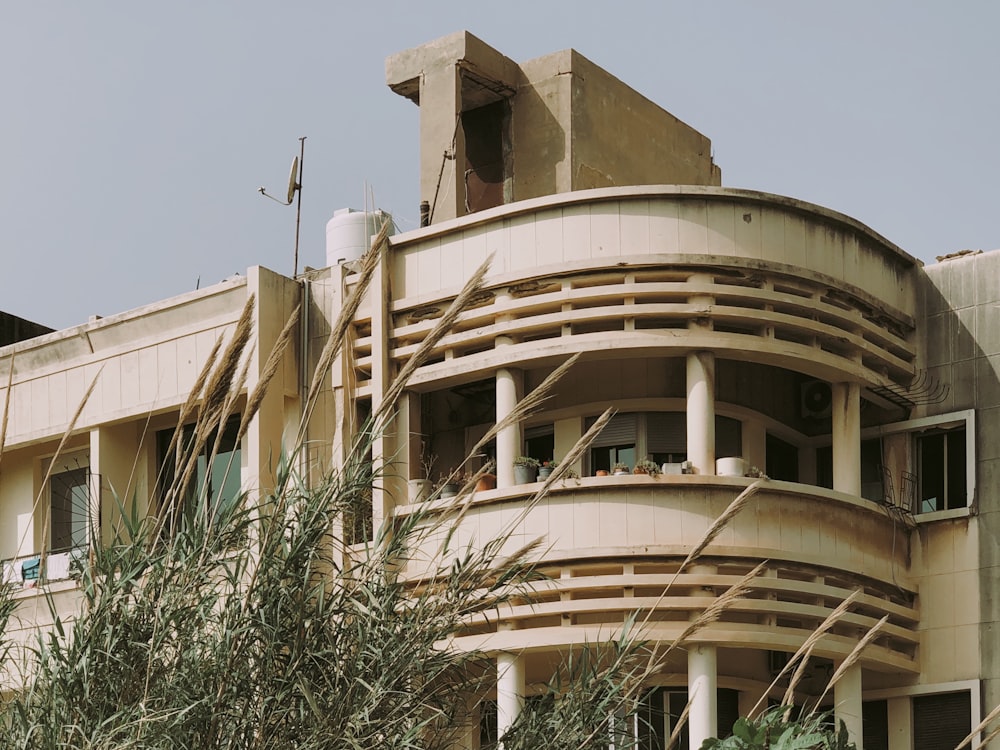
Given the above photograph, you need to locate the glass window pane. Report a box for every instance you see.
[51,467,89,551]
[946,429,967,509]
[919,433,945,512]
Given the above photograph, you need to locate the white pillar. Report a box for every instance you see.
[686,352,716,475]
[886,695,911,750]
[834,662,863,749]
[831,382,861,496]
[496,652,524,747]
[688,645,718,747]
[496,368,520,489]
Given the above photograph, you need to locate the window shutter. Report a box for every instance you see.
[587,413,638,448]
[913,691,971,750]
[716,415,742,458]
[524,424,553,439]
[863,699,888,750]
[647,413,686,454]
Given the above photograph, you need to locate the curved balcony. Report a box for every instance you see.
[355,186,921,397]
[397,475,918,674]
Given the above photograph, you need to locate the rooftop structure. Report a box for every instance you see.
[2,31,998,750]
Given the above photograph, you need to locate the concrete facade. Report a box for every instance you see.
[2,30,997,750]
[386,31,720,225]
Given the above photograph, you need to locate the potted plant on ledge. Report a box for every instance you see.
[437,469,463,498]
[513,456,540,484]
[612,462,630,476]
[633,458,660,476]
[538,460,555,480]
[476,459,497,491]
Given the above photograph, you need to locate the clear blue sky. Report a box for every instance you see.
[3,1,997,330]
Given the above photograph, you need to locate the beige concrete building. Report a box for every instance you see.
[1,30,997,750]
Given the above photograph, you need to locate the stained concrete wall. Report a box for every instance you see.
[920,249,1000,714]
[565,50,720,190]
[387,31,720,223]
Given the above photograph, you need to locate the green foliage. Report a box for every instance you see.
[0,400,653,750]
[700,707,857,750]
[0,434,523,748]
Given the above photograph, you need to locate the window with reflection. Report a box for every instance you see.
[156,416,242,519]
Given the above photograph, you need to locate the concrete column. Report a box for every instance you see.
[834,662,863,749]
[496,368,521,489]
[686,352,716,475]
[368,244,391,532]
[831,382,861,496]
[496,652,524,747]
[554,416,583,479]
[886,695,911,750]
[394,391,423,501]
[688,645,718,747]
[419,68,465,223]
[91,424,144,548]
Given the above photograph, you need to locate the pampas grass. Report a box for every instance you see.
[778,589,862,708]
[664,561,768,657]
[376,256,492,424]
[813,614,889,711]
[297,221,388,450]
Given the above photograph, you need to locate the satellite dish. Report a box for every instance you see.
[258,136,306,276]
[287,156,300,204]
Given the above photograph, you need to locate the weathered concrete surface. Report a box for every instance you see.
[387,31,720,223]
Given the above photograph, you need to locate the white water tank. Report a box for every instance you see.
[325,208,393,266]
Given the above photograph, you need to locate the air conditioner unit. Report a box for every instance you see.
[801,380,832,419]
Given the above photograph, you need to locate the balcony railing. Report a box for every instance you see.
[1,546,87,589]
[395,474,919,672]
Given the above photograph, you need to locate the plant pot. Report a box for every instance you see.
[537,466,553,480]
[596,469,609,477]
[716,457,749,477]
[661,462,684,475]
[409,478,431,503]
[613,470,629,476]
[476,473,497,491]
[514,464,537,484]
[440,482,461,498]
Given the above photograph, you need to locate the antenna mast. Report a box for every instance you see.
[293,136,305,277]
[258,136,307,277]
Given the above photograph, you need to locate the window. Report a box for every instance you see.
[863,699,889,750]
[766,433,799,482]
[913,691,971,750]
[479,699,497,749]
[157,416,242,519]
[812,410,974,515]
[635,688,738,749]
[462,99,509,212]
[50,465,90,551]
[917,427,967,513]
[860,438,884,503]
[524,424,555,465]
[586,412,741,473]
